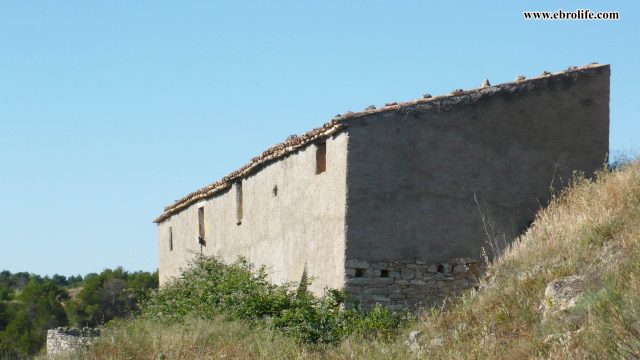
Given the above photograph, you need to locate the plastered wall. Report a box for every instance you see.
[158,132,349,294]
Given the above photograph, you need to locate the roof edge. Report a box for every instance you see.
[154,121,346,223]
[154,63,609,223]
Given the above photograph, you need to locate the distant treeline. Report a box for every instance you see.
[0,271,84,293]
[0,268,158,359]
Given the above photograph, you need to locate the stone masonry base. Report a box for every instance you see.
[344,258,484,310]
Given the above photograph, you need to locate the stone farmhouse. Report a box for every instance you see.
[155,64,609,309]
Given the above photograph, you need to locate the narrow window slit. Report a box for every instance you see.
[354,268,365,278]
[380,269,389,278]
[236,182,243,225]
[169,227,173,251]
[198,207,206,249]
[315,142,326,174]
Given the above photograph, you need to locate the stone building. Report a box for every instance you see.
[155,64,609,309]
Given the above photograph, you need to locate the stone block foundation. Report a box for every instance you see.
[344,258,485,310]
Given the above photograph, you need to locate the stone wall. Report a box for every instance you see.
[344,258,484,309]
[46,327,100,356]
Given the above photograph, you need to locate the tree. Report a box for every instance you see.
[0,284,12,302]
[65,268,158,327]
[0,278,68,359]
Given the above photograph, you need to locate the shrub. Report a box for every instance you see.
[141,255,411,344]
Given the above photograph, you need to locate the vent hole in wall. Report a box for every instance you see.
[380,270,389,278]
[273,185,278,196]
[437,264,445,273]
[355,269,365,278]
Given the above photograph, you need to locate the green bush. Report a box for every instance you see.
[141,255,411,344]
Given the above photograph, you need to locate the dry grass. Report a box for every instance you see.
[51,160,640,359]
[46,317,412,360]
[415,160,640,359]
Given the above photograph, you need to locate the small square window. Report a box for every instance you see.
[354,268,365,278]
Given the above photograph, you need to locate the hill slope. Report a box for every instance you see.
[415,161,640,358]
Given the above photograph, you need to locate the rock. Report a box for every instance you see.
[371,262,387,270]
[451,89,464,95]
[406,330,422,352]
[481,79,491,88]
[372,295,390,302]
[422,93,432,99]
[517,271,533,282]
[401,269,415,280]
[429,336,444,347]
[365,105,376,110]
[366,269,381,278]
[452,264,468,273]
[541,275,584,319]
[384,102,398,107]
[515,75,526,82]
[376,277,395,285]
[345,259,369,269]
[426,264,438,273]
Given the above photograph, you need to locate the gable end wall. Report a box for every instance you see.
[343,65,609,308]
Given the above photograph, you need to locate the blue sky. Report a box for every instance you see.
[0,1,637,276]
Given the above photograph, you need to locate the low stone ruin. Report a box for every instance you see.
[46,327,100,356]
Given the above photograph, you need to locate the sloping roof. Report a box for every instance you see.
[154,63,608,223]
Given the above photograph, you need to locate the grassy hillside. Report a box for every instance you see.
[414,160,640,359]
[65,161,640,359]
